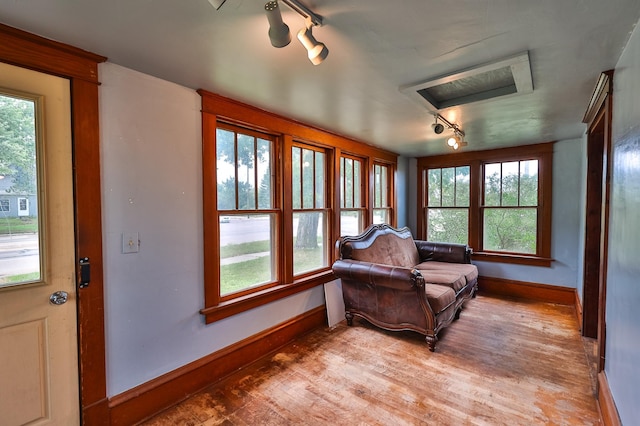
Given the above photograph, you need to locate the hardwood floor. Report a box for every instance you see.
[139,294,600,425]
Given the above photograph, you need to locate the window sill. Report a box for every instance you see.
[472,252,553,267]
[199,270,335,324]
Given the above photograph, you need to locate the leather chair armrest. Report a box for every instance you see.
[332,259,424,291]
[414,240,472,264]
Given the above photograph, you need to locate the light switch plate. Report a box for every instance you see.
[122,232,139,254]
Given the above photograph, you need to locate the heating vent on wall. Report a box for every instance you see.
[401,51,533,110]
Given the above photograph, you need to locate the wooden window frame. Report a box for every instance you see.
[198,91,397,323]
[372,161,394,226]
[417,142,553,267]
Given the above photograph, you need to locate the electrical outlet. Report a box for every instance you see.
[122,232,139,254]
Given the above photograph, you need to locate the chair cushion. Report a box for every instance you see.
[415,261,478,284]
[424,284,456,314]
[418,270,466,292]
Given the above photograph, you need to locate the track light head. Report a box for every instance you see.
[447,135,459,147]
[297,25,328,65]
[432,123,445,134]
[265,1,291,48]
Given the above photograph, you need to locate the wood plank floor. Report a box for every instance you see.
[139,294,600,425]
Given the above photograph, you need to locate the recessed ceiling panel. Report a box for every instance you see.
[402,51,533,111]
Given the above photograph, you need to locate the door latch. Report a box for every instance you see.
[79,257,90,288]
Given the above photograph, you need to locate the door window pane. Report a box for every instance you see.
[0,94,41,287]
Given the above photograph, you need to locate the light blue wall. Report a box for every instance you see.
[99,63,325,396]
[605,15,640,424]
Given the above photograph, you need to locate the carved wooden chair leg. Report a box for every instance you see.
[454,307,462,320]
[345,312,354,326]
[425,334,437,352]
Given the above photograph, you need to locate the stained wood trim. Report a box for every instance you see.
[597,372,621,426]
[583,71,614,125]
[575,290,583,332]
[198,90,397,163]
[109,306,327,425]
[0,23,106,83]
[0,23,108,425]
[478,276,575,305]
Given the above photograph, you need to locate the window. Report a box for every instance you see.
[199,90,397,323]
[483,160,538,254]
[216,124,278,299]
[418,143,552,266]
[0,199,8,212]
[291,144,329,276]
[373,163,392,224]
[426,166,470,244]
[339,155,365,236]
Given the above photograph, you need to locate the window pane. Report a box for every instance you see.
[380,166,388,206]
[427,208,468,245]
[293,211,327,275]
[483,208,537,254]
[219,213,276,296]
[292,147,301,209]
[484,163,501,206]
[0,94,41,287]
[374,165,381,207]
[441,167,455,207]
[315,151,324,208]
[353,160,361,207]
[302,149,314,209]
[427,169,441,207]
[257,138,272,209]
[373,208,388,224]
[340,211,363,236]
[502,161,519,207]
[520,160,539,206]
[456,166,470,206]
[344,158,353,208]
[237,134,255,209]
[216,129,236,210]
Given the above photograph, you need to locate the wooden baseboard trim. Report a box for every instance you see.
[574,289,583,332]
[82,397,110,426]
[478,276,575,305]
[598,372,621,426]
[108,306,327,425]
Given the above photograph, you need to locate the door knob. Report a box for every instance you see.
[49,291,68,305]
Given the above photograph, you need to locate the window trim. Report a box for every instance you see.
[199,91,397,323]
[417,142,553,267]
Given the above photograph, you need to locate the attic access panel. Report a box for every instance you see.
[402,51,533,110]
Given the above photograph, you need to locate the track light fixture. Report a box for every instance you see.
[265,1,291,48]
[264,0,328,65]
[432,114,445,134]
[432,113,469,150]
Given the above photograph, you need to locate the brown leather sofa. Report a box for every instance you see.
[332,224,478,351]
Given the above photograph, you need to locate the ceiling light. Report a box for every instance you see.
[447,135,459,147]
[264,0,328,64]
[432,114,445,134]
[265,1,291,48]
[297,25,328,65]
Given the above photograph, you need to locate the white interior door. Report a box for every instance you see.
[0,62,79,425]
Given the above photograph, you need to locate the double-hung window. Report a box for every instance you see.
[291,144,329,276]
[216,124,278,299]
[339,155,366,236]
[418,142,552,266]
[373,163,392,224]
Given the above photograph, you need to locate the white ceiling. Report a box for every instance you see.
[1,0,639,156]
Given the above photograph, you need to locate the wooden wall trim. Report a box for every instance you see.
[478,276,576,305]
[598,372,621,426]
[575,289,583,333]
[108,306,327,426]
